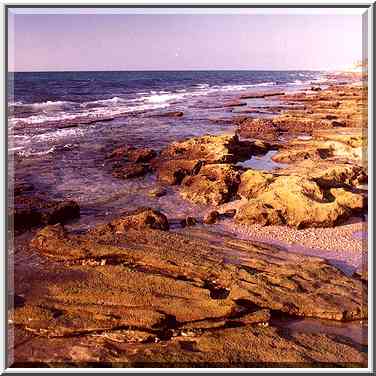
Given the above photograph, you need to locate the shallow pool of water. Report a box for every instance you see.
[236,150,287,171]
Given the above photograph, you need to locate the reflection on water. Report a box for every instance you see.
[270,316,367,347]
[236,150,287,171]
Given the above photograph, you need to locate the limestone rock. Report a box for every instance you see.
[204,211,220,224]
[237,118,279,141]
[238,170,275,199]
[153,159,204,185]
[112,163,150,179]
[235,200,285,226]
[11,195,80,233]
[159,134,252,164]
[180,164,241,205]
[107,146,156,163]
[235,175,362,228]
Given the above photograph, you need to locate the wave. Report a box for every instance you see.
[140,93,186,103]
[9,100,170,128]
[194,83,210,89]
[82,96,127,107]
[286,79,305,86]
[8,76,323,128]
[253,81,276,87]
[8,101,23,106]
[9,100,80,116]
[31,128,84,143]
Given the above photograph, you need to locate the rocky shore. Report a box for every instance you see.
[9,80,368,367]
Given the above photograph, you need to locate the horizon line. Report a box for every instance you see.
[8,68,330,74]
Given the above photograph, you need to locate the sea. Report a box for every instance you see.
[8,70,328,228]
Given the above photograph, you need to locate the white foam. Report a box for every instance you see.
[253,81,276,87]
[16,146,57,158]
[83,97,126,107]
[194,83,210,89]
[8,101,23,106]
[31,127,84,143]
[142,93,185,103]
[9,99,172,128]
[9,76,323,129]
[287,79,305,86]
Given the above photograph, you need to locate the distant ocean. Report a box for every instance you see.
[8,70,325,124]
[8,70,330,224]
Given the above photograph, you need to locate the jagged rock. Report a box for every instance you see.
[112,163,150,179]
[148,187,167,197]
[12,213,366,366]
[11,195,80,233]
[271,146,333,163]
[237,118,279,141]
[238,170,275,199]
[235,175,363,228]
[231,308,271,325]
[272,138,363,164]
[105,207,170,232]
[152,159,204,185]
[180,164,241,205]
[181,217,197,227]
[277,160,367,189]
[159,134,253,164]
[107,146,156,163]
[313,127,367,148]
[204,211,220,224]
[235,200,285,226]
[31,208,170,259]
[330,188,365,211]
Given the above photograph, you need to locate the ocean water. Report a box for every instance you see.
[8,70,326,228]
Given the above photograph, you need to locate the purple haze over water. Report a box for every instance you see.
[8,10,363,72]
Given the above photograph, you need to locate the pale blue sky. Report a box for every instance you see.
[8,9,364,72]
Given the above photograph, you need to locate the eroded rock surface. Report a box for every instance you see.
[107,146,156,163]
[112,163,150,179]
[159,134,253,164]
[235,173,365,228]
[11,195,80,233]
[180,164,241,205]
[237,84,367,141]
[9,202,367,366]
[106,146,156,180]
[152,159,204,185]
[276,160,367,189]
[10,82,368,367]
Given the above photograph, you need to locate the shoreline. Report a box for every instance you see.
[9,75,368,367]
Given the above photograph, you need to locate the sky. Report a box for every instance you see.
[8,9,365,72]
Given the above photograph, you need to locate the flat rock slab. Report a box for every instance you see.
[11,324,366,367]
[236,84,367,141]
[10,207,367,366]
[24,218,367,330]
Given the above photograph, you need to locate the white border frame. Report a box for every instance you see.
[1,1,373,373]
